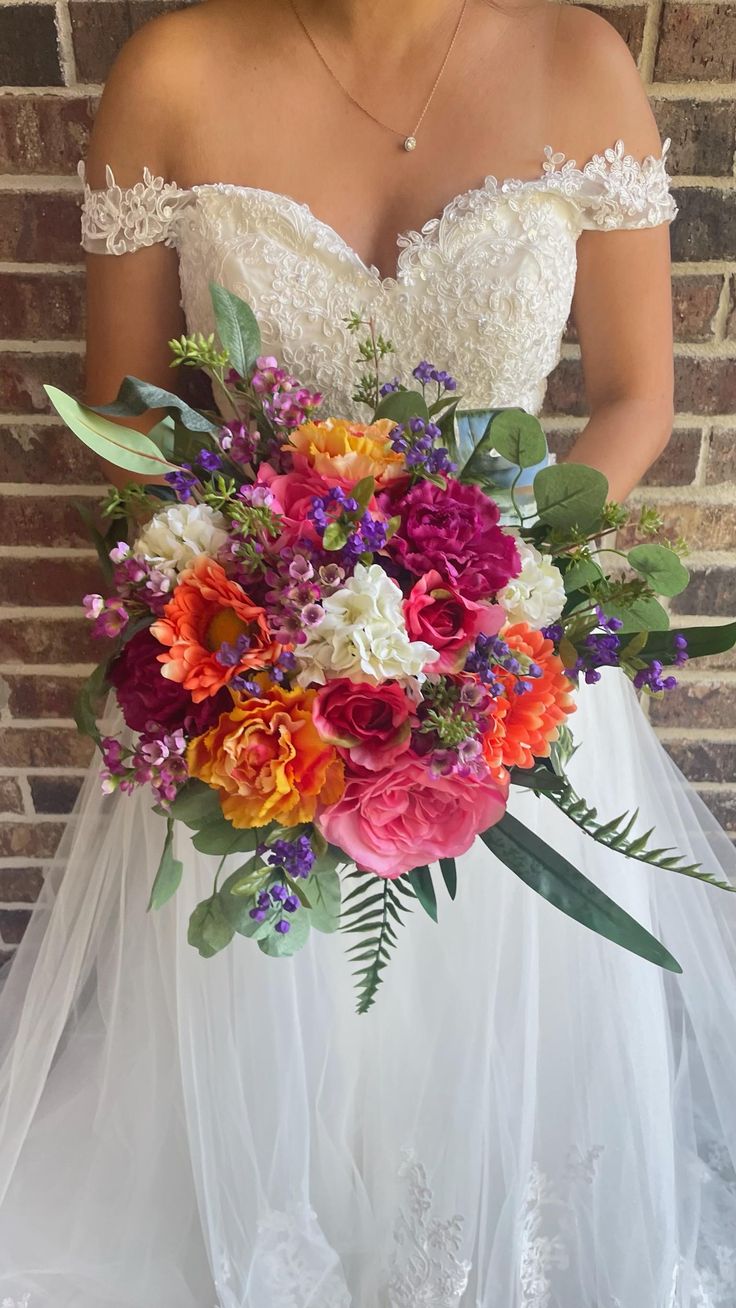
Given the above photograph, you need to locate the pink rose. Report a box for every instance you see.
[313,679,416,771]
[255,461,332,546]
[404,570,505,673]
[316,752,508,878]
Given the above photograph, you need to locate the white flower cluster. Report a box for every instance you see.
[498,540,566,630]
[132,503,230,580]
[293,563,436,687]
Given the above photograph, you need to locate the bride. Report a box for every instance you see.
[2,0,736,1304]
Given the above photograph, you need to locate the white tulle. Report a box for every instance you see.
[2,672,736,1307]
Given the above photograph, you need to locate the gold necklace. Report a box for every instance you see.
[288,0,470,152]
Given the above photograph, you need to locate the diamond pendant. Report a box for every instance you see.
[403,135,417,152]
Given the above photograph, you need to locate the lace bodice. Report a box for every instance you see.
[79,139,677,418]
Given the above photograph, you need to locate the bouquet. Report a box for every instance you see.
[46,287,736,1011]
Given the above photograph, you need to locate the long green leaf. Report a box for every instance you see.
[438,857,458,900]
[210,283,261,377]
[73,659,111,747]
[45,386,179,475]
[407,865,438,922]
[93,375,220,434]
[148,817,183,910]
[642,621,736,666]
[480,812,682,972]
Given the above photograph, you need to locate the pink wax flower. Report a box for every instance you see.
[316,752,508,878]
[312,679,416,771]
[404,570,506,673]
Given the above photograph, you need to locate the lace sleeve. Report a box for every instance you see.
[551,138,679,232]
[78,161,191,255]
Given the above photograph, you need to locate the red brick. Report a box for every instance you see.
[670,565,736,617]
[0,616,97,664]
[695,789,736,830]
[0,822,65,859]
[655,3,736,80]
[0,192,83,264]
[663,739,736,783]
[0,868,44,904]
[674,358,736,417]
[621,502,736,552]
[546,426,702,486]
[727,278,736,339]
[0,425,105,486]
[0,95,96,175]
[0,727,95,769]
[0,353,85,416]
[0,496,101,548]
[0,273,85,342]
[29,775,84,814]
[0,557,103,607]
[0,6,62,86]
[652,99,736,177]
[649,680,736,730]
[706,431,736,484]
[5,675,87,719]
[672,275,723,343]
[0,909,32,946]
[669,189,736,263]
[70,0,196,83]
[583,4,647,57]
[0,778,23,814]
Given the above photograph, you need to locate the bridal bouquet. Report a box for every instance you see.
[46,287,736,1010]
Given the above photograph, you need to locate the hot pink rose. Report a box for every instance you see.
[404,570,506,673]
[316,752,508,878]
[255,461,332,546]
[313,679,416,771]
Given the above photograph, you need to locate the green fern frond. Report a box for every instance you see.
[546,777,735,892]
[340,871,415,1013]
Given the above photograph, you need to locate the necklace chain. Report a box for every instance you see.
[288,0,470,151]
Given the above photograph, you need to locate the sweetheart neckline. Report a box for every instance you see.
[81,136,673,286]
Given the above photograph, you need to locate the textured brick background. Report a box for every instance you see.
[0,0,734,960]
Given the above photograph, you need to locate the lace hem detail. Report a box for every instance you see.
[387,1148,472,1307]
[77,137,677,258]
[78,161,190,255]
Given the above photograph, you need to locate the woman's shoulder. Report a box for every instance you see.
[83,0,279,188]
[550,3,665,166]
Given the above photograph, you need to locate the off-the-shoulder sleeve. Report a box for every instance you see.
[541,138,678,232]
[78,161,191,255]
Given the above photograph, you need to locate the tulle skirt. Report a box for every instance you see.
[1,669,736,1308]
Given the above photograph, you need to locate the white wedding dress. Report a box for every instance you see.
[2,139,736,1308]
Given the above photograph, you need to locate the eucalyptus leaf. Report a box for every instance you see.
[258,909,311,957]
[480,812,681,972]
[148,817,183,910]
[167,779,223,829]
[563,556,605,595]
[218,869,271,937]
[627,543,690,598]
[45,386,180,476]
[303,867,341,933]
[188,895,235,958]
[533,463,609,534]
[407,865,438,922]
[210,283,261,377]
[602,595,670,633]
[373,389,429,424]
[92,375,220,434]
[484,408,548,469]
[73,659,111,746]
[191,817,263,856]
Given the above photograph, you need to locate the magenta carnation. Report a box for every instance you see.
[388,477,520,599]
[109,628,232,736]
[316,752,508,878]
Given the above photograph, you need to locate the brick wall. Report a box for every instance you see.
[0,0,734,960]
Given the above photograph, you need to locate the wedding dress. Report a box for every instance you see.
[2,137,736,1308]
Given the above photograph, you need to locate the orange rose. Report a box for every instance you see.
[482,623,576,774]
[150,556,282,703]
[187,685,345,828]
[288,418,405,487]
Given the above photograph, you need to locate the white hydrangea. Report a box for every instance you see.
[132,503,230,580]
[293,563,436,687]
[497,540,566,630]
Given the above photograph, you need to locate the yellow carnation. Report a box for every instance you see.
[288,418,405,486]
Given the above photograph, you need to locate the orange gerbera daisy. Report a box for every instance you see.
[150,555,282,703]
[288,417,405,486]
[187,685,345,828]
[482,623,576,774]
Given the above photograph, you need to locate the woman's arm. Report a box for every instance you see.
[83,15,191,488]
[555,7,676,503]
